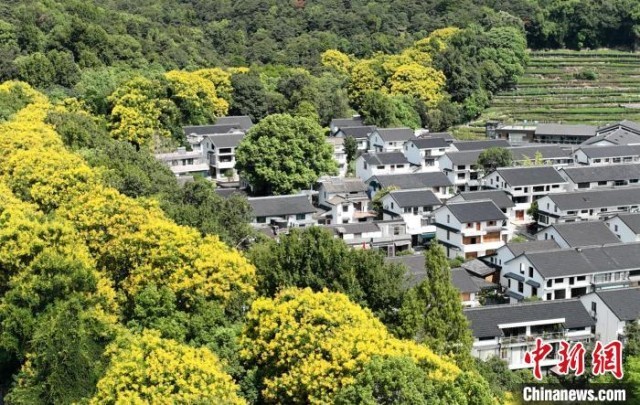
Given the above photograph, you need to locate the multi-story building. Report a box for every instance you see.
[355,152,412,181]
[535,221,620,248]
[438,150,483,192]
[247,194,317,228]
[317,178,375,225]
[500,242,640,302]
[483,166,567,223]
[327,220,412,256]
[559,163,640,192]
[333,125,376,151]
[465,300,595,371]
[448,190,516,222]
[366,172,453,200]
[201,132,245,181]
[434,200,512,260]
[380,188,441,245]
[580,288,640,343]
[403,137,450,171]
[330,115,364,135]
[605,213,640,242]
[368,128,415,152]
[326,137,348,177]
[154,147,210,178]
[509,145,573,166]
[573,145,640,166]
[536,188,640,225]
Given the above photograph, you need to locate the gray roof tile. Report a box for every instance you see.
[389,189,441,208]
[561,163,640,184]
[546,187,640,210]
[595,288,640,321]
[464,300,595,338]
[248,195,315,217]
[207,132,245,148]
[319,178,368,194]
[615,213,640,233]
[362,152,409,165]
[505,240,561,257]
[336,125,376,139]
[376,128,415,142]
[370,172,453,189]
[457,190,515,209]
[544,222,620,247]
[452,139,510,151]
[496,166,566,186]
[535,123,597,137]
[410,137,449,149]
[578,145,640,159]
[444,200,507,223]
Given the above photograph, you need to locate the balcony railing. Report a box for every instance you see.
[500,331,566,345]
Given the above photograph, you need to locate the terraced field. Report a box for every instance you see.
[456,50,640,138]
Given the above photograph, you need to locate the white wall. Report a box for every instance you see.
[605,216,639,243]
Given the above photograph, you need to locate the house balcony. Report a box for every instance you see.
[500,331,566,346]
[461,228,486,237]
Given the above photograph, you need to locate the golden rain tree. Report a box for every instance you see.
[165,69,229,122]
[388,62,446,107]
[91,330,245,405]
[240,287,461,404]
[321,49,352,75]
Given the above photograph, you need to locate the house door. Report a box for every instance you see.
[516,210,524,221]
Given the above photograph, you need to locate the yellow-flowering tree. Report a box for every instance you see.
[388,63,446,107]
[165,70,229,122]
[348,59,384,107]
[240,288,461,404]
[194,67,233,102]
[91,330,245,405]
[415,27,462,53]
[321,49,352,74]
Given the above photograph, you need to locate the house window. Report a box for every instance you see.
[600,208,607,212]
[518,282,524,293]
[508,279,511,288]
[457,165,465,170]
[391,202,394,209]
[447,214,450,223]
[598,181,607,186]
[578,182,590,189]
[577,276,586,282]
[467,222,473,228]
[393,226,401,235]
[447,230,450,239]
[546,279,552,287]
[296,214,306,220]
[615,224,619,232]
[519,263,525,275]
[528,267,534,278]
[377,165,385,170]
[531,286,538,296]
[591,302,597,313]
[546,293,552,300]
[569,277,575,285]
[363,162,368,169]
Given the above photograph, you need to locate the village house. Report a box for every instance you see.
[387,254,486,307]
[316,177,375,225]
[438,150,483,192]
[605,213,640,242]
[380,188,441,245]
[488,239,560,270]
[329,115,365,135]
[508,145,574,166]
[368,128,415,152]
[465,300,594,371]
[535,221,620,248]
[247,194,317,228]
[536,188,640,225]
[533,123,597,144]
[489,123,537,145]
[333,125,376,151]
[559,163,640,192]
[327,219,412,256]
[154,147,210,178]
[500,242,640,302]
[366,172,453,200]
[573,144,640,165]
[449,190,516,222]
[581,120,640,147]
[434,200,512,260]
[483,166,567,223]
[580,288,640,344]
[201,132,245,181]
[326,137,348,177]
[403,136,450,171]
[355,152,412,181]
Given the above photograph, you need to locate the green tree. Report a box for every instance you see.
[624,320,640,358]
[476,147,513,173]
[397,243,474,366]
[344,135,358,166]
[527,200,539,222]
[229,71,269,122]
[235,114,337,194]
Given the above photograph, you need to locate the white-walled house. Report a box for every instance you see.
[330,116,364,135]
[381,188,441,245]
[573,145,640,166]
[438,150,483,192]
[580,120,640,147]
[605,213,640,242]
[317,177,368,208]
[403,137,450,171]
[333,125,376,151]
[368,128,415,152]
[202,132,245,181]
[465,300,595,371]
[449,190,516,222]
[434,200,512,260]
[535,221,620,248]
[155,147,210,178]
[247,195,317,228]
[326,137,348,177]
[500,242,640,303]
[488,239,560,269]
[483,166,567,223]
[366,172,454,200]
[536,188,640,225]
[580,288,640,343]
[355,152,412,181]
[328,220,412,256]
[559,163,640,192]
[508,145,574,166]
[317,177,375,225]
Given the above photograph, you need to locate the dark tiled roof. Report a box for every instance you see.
[389,189,441,208]
[451,268,481,294]
[331,116,364,129]
[546,187,640,210]
[442,150,482,166]
[497,166,565,186]
[598,120,640,135]
[505,240,561,257]
[465,300,595,338]
[370,172,453,189]
[544,222,620,247]
[561,163,640,184]
[452,139,510,151]
[595,288,640,321]
[214,115,253,131]
[385,254,480,293]
[336,125,376,139]
[535,123,597,137]
[410,137,449,149]
[361,152,409,165]
[184,124,241,135]
[320,177,368,194]
[248,195,315,217]
[461,259,496,277]
[215,188,247,198]
[615,213,640,233]
[582,129,640,146]
[207,132,245,148]
[523,242,640,278]
[328,222,380,235]
[444,200,506,223]
[375,128,415,142]
[457,190,515,209]
[578,145,640,159]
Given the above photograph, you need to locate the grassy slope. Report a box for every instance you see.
[456,50,640,139]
